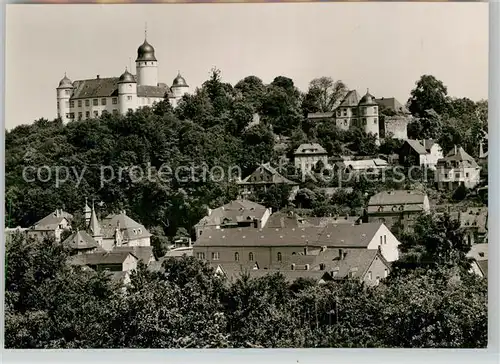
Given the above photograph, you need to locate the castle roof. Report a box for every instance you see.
[359,90,377,105]
[58,74,73,89]
[136,39,157,62]
[118,69,136,84]
[70,76,172,100]
[62,230,98,250]
[339,90,361,107]
[172,72,189,87]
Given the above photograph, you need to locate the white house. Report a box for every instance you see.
[27,209,73,243]
[294,143,329,173]
[435,146,481,190]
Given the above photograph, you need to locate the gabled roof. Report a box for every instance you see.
[316,223,382,247]
[294,143,327,155]
[194,222,382,248]
[239,163,298,185]
[440,146,479,168]
[71,76,171,100]
[368,190,427,206]
[71,77,120,99]
[62,230,98,250]
[165,246,193,258]
[374,97,409,114]
[327,249,386,279]
[112,246,155,263]
[31,210,73,231]
[339,90,361,107]
[404,140,428,155]
[264,211,307,229]
[341,159,389,170]
[69,251,138,266]
[195,199,268,228]
[101,212,151,240]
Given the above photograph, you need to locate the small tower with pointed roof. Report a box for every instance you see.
[135,24,158,87]
[171,71,190,104]
[88,200,103,246]
[56,73,74,124]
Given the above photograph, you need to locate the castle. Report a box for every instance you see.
[56,32,190,123]
[307,90,411,144]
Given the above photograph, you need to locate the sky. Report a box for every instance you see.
[5,3,488,129]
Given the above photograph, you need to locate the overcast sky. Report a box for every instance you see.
[5,3,488,129]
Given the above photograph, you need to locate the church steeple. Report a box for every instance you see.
[89,200,101,238]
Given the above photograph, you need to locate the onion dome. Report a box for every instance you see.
[118,68,136,84]
[172,71,189,87]
[136,39,157,62]
[58,73,73,88]
[359,89,377,105]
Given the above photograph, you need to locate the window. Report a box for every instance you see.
[93,111,99,117]
[85,111,90,118]
[342,109,347,116]
[344,120,348,126]
[78,100,82,107]
[362,118,366,125]
[380,236,383,245]
[444,173,448,179]
[78,112,82,120]
[249,252,254,261]
[65,89,70,95]
[455,172,460,179]
[384,235,387,244]
[374,119,377,124]
[277,252,282,262]
[69,112,75,119]
[466,172,469,177]
[337,110,341,117]
[196,252,205,260]
[101,98,107,106]
[234,252,239,261]
[85,99,90,107]
[112,97,118,105]
[211,252,219,260]
[128,108,133,113]
[57,102,60,108]
[113,109,119,115]
[70,101,74,108]
[384,269,388,278]
[93,99,98,106]
[374,106,378,113]
[127,96,132,101]
[368,271,372,280]
[65,113,70,118]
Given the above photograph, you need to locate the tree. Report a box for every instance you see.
[301,77,348,115]
[407,75,449,117]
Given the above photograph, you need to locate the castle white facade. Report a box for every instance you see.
[56,35,190,123]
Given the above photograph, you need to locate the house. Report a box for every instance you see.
[62,229,100,255]
[27,209,73,243]
[99,210,152,251]
[451,207,488,245]
[194,199,272,239]
[211,248,390,287]
[466,243,488,279]
[192,221,400,269]
[69,251,139,273]
[294,143,329,173]
[334,158,389,175]
[399,139,443,169]
[435,146,481,190]
[375,97,411,140]
[237,163,299,200]
[366,190,430,230]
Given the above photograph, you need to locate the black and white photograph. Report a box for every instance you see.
[3,2,490,350]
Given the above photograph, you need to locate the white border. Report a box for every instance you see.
[1,1,499,362]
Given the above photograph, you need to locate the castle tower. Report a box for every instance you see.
[89,201,103,246]
[171,71,190,107]
[56,73,74,123]
[84,198,91,226]
[359,89,380,145]
[118,68,137,115]
[135,28,158,87]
